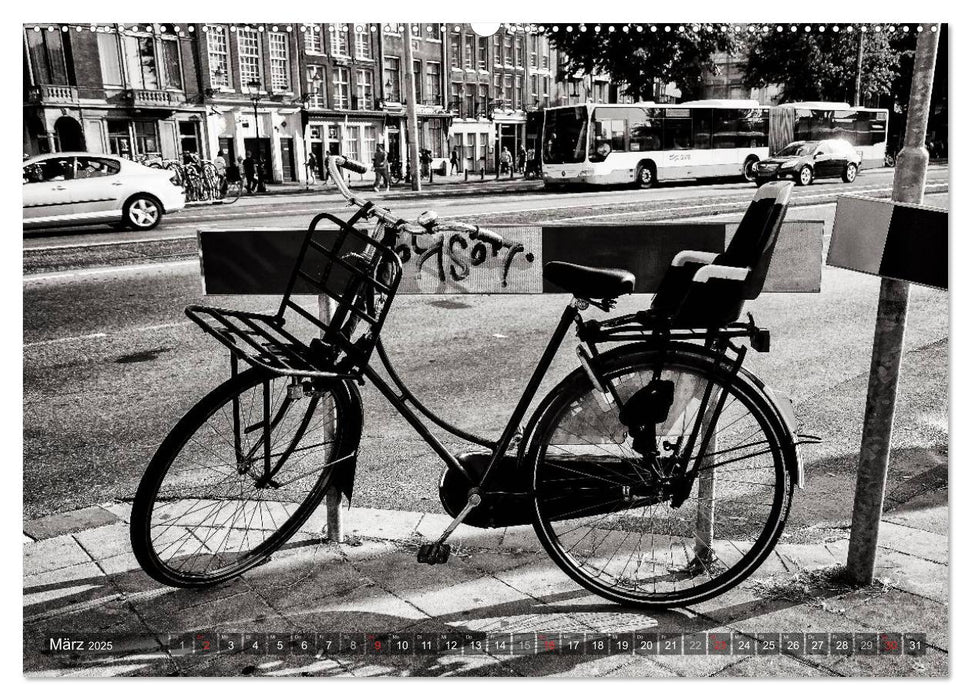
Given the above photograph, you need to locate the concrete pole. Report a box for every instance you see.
[853,30,865,106]
[403,24,422,192]
[845,25,939,585]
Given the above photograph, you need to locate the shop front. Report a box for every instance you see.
[305,111,387,184]
[204,103,304,184]
[448,117,492,174]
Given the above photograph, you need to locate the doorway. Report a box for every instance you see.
[54,116,84,152]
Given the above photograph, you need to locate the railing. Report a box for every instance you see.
[127,89,173,106]
[27,84,79,104]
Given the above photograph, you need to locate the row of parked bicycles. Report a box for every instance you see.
[135,155,244,205]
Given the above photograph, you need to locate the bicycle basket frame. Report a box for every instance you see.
[185,203,403,379]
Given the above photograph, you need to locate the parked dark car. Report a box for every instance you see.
[754,139,862,187]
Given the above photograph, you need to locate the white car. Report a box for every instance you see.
[23,152,186,231]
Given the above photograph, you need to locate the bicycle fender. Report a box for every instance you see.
[328,378,365,503]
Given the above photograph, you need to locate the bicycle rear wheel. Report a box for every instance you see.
[525,347,793,608]
[131,368,360,587]
[223,179,243,204]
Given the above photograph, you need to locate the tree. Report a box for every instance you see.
[543,24,740,101]
[743,29,901,105]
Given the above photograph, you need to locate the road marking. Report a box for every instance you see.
[24,321,193,349]
[27,235,195,252]
[24,259,196,284]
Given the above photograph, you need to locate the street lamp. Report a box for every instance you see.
[246,79,266,192]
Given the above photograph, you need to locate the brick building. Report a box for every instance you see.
[23,24,206,161]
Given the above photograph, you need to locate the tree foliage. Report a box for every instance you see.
[743,30,901,105]
[543,25,740,101]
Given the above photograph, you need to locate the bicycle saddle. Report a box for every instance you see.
[543,261,636,300]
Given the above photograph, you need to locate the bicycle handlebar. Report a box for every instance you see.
[324,154,511,247]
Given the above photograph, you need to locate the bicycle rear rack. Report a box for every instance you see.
[186,204,403,380]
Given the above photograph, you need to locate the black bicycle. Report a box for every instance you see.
[131,156,811,608]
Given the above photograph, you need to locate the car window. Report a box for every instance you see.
[23,157,75,184]
[75,156,120,179]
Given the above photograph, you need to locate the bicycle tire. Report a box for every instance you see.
[131,367,361,588]
[223,179,243,204]
[523,346,794,608]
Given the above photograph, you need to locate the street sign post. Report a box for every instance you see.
[845,25,942,585]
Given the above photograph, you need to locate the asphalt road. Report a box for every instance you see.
[23,172,949,537]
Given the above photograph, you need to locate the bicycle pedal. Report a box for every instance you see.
[417,543,451,565]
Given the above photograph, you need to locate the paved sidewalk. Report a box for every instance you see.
[23,490,947,678]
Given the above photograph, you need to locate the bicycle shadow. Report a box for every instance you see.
[23,530,859,677]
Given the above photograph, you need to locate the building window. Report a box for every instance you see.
[97,33,122,87]
[334,66,350,109]
[206,24,230,88]
[383,56,400,102]
[161,38,183,90]
[529,35,537,69]
[179,121,199,156]
[515,35,524,68]
[107,120,131,157]
[451,81,463,112]
[503,35,513,67]
[427,120,444,158]
[477,84,488,115]
[449,34,461,69]
[306,65,325,108]
[25,29,69,85]
[384,23,401,36]
[268,32,290,92]
[514,75,522,109]
[363,125,377,164]
[478,37,488,70]
[530,74,538,102]
[330,24,349,56]
[305,24,323,53]
[425,62,441,105]
[343,125,360,161]
[354,26,372,60]
[503,74,512,106]
[493,35,501,67]
[237,27,262,88]
[465,83,475,116]
[122,35,159,90]
[356,69,373,109]
[134,121,159,154]
[426,24,441,41]
[413,60,422,103]
[463,35,474,70]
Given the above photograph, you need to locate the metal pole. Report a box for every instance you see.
[319,296,343,543]
[845,25,939,585]
[403,24,421,192]
[853,31,865,106]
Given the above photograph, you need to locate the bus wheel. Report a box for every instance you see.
[635,163,656,189]
[742,157,759,182]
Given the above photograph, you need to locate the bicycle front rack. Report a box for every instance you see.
[186,204,403,379]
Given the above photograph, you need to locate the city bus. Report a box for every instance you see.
[768,102,890,170]
[541,99,770,188]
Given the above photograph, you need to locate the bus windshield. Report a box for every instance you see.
[543,107,588,164]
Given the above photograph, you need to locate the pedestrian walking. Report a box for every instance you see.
[242,151,257,194]
[373,143,391,191]
[419,148,432,179]
[449,148,459,175]
[214,149,228,197]
[518,145,526,174]
[255,156,267,193]
[499,146,512,175]
[306,151,318,184]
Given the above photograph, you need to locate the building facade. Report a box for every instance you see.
[25,22,682,181]
[24,24,206,162]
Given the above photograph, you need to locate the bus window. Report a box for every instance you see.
[543,106,588,164]
[630,113,661,152]
[739,109,769,148]
[692,109,713,149]
[663,118,691,150]
[593,119,626,153]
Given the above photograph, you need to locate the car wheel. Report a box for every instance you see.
[635,163,656,189]
[797,166,814,186]
[842,163,859,183]
[123,195,163,231]
[742,157,759,183]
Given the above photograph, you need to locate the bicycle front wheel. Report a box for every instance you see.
[223,179,243,204]
[131,368,360,587]
[525,347,794,608]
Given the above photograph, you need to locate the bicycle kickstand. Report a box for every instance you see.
[417,491,482,565]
